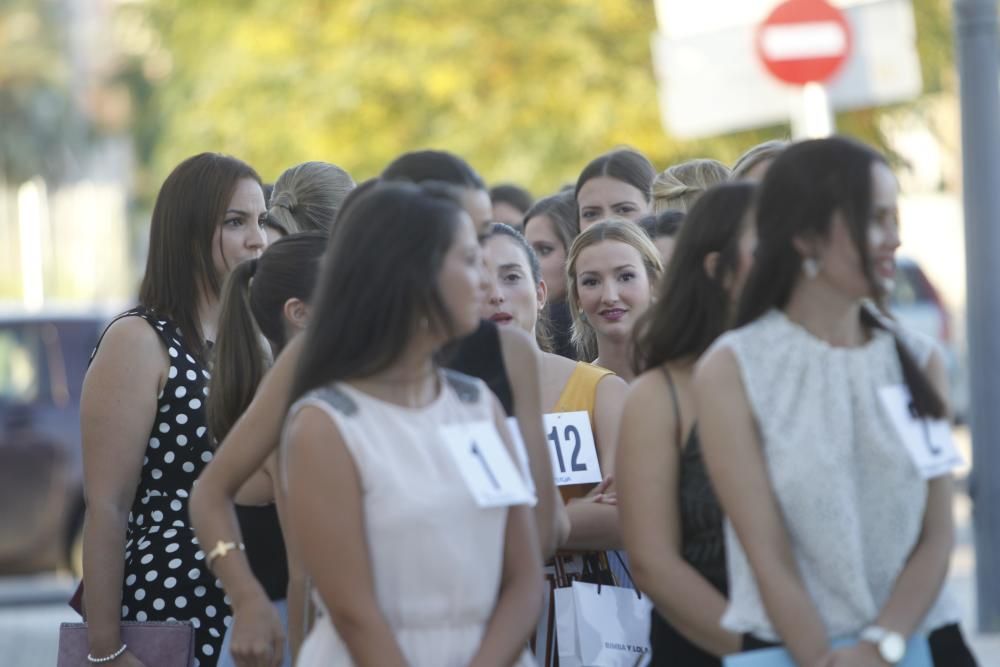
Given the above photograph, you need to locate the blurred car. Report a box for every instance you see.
[0,311,108,575]
[889,256,968,423]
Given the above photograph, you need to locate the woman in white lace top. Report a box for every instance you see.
[694,137,977,667]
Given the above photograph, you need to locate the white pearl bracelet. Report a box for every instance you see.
[87,643,127,663]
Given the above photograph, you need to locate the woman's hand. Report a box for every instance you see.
[825,643,888,667]
[228,594,286,667]
[584,475,616,505]
[113,650,149,667]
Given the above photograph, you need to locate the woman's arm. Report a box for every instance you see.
[469,400,544,667]
[618,370,741,656]
[498,326,559,557]
[875,349,955,630]
[81,317,165,662]
[561,374,627,551]
[695,347,831,667]
[188,336,304,667]
[284,404,408,667]
[269,454,308,664]
[829,349,957,667]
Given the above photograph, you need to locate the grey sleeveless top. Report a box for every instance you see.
[711,310,959,641]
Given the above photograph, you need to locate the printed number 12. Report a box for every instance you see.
[547,425,588,474]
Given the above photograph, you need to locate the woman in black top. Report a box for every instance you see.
[616,182,757,665]
[207,232,327,667]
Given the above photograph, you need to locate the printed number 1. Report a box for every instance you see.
[908,401,942,455]
[547,425,589,474]
[470,442,500,489]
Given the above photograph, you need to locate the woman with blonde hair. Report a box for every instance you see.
[729,139,788,182]
[265,161,355,238]
[567,219,664,381]
[651,159,731,214]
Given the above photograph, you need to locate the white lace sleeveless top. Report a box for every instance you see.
[712,309,960,641]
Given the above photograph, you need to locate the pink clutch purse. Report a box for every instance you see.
[57,621,195,667]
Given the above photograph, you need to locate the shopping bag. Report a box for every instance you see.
[723,634,932,667]
[555,580,652,667]
[554,586,583,667]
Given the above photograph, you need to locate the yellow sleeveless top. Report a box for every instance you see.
[552,361,614,415]
[552,362,614,503]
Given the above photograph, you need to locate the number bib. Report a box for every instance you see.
[878,384,964,479]
[544,411,602,486]
[441,420,536,508]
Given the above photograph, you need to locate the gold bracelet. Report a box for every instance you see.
[205,540,245,570]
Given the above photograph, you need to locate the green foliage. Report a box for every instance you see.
[125,0,956,198]
[0,0,86,184]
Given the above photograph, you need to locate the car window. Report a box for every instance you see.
[891,264,933,307]
[0,326,45,404]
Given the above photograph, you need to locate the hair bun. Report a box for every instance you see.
[272,191,298,213]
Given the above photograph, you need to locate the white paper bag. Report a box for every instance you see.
[554,581,652,667]
[554,586,583,667]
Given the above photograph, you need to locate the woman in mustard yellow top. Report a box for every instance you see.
[479,222,627,666]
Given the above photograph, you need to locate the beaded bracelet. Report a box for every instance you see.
[87,643,127,663]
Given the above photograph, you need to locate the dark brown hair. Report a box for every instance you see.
[207,232,327,443]
[738,136,944,418]
[484,222,553,351]
[638,209,685,240]
[138,153,261,360]
[633,183,754,374]
[382,150,485,189]
[574,149,657,204]
[290,182,468,401]
[522,190,580,266]
[490,183,534,214]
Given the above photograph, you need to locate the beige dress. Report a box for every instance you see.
[286,370,535,667]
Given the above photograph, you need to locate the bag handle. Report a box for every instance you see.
[593,552,642,600]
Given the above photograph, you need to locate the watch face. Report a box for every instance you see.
[881,634,906,662]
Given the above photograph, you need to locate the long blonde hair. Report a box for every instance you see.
[268,161,355,234]
[652,159,730,214]
[566,219,664,360]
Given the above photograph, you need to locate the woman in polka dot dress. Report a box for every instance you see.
[80,153,267,667]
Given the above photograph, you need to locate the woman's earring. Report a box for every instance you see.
[802,257,820,279]
[579,312,588,323]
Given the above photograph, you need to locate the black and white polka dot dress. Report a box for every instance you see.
[100,307,231,666]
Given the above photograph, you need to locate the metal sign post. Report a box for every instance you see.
[954,0,1000,632]
[756,0,851,138]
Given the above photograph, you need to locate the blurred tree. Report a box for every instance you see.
[122,0,955,196]
[0,0,88,185]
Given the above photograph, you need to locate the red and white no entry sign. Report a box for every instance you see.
[756,0,852,86]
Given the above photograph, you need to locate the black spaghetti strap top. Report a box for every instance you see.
[441,319,514,416]
[235,503,289,601]
[648,368,727,667]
